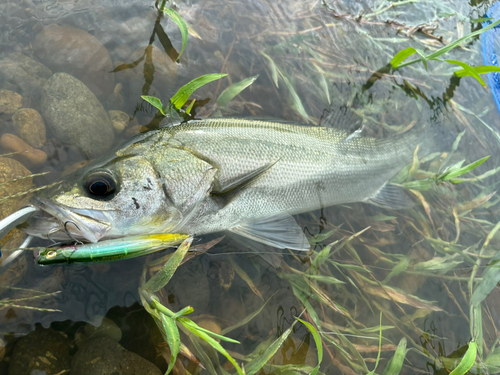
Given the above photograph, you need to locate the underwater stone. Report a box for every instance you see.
[41,73,114,158]
[8,326,70,375]
[12,108,46,148]
[0,53,52,110]
[0,133,47,167]
[108,110,129,134]
[70,337,162,375]
[0,89,22,114]
[33,24,114,98]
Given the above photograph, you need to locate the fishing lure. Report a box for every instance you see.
[35,233,189,265]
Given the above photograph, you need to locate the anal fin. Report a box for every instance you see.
[229,213,310,251]
[364,183,414,210]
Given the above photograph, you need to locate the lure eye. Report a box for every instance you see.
[84,172,117,198]
[46,250,57,259]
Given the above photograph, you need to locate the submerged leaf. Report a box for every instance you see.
[160,314,180,375]
[244,321,297,375]
[296,318,323,375]
[162,8,188,60]
[449,341,477,375]
[217,75,259,107]
[381,337,407,375]
[446,60,486,87]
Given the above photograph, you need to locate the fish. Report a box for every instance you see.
[20,115,424,251]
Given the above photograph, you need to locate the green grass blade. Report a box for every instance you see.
[381,337,407,375]
[278,70,311,122]
[440,156,490,182]
[142,237,193,294]
[471,255,500,306]
[244,321,297,375]
[296,318,323,375]
[141,96,166,115]
[160,314,180,375]
[415,49,428,70]
[179,317,244,375]
[220,292,277,335]
[455,66,500,77]
[446,60,486,87]
[171,306,194,318]
[171,73,227,110]
[178,317,240,344]
[162,8,188,60]
[390,47,417,68]
[217,75,259,107]
[185,99,196,115]
[367,312,383,375]
[449,341,477,375]
[260,51,279,87]
[426,18,500,60]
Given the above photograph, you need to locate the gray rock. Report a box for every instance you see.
[8,326,70,375]
[0,53,52,109]
[71,337,162,375]
[33,24,115,98]
[0,89,22,114]
[41,73,115,158]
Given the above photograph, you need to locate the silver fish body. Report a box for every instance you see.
[23,118,421,250]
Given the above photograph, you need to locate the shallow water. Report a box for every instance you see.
[1,0,500,374]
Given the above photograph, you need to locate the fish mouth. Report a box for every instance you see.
[22,197,111,243]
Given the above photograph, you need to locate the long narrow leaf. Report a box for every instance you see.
[160,314,181,375]
[162,8,188,60]
[171,74,227,110]
[296,318,323,375]
[141,96,166,115]
[455,66,500,77]
[390,47,417,68]
[244,321,297,375]
[449,341,477,375]
[381,337,408,375]
[217,75,259,107]
[446,60,486,87]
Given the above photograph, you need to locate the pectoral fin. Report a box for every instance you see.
[229,213,310,251]
[212,160,278,196]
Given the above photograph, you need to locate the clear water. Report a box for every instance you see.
[0,0,500,374]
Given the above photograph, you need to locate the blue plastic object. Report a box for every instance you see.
[483,2,500,114]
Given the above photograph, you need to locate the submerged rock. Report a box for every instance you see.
[33,24,114,98]
[0,90,22,114]
[0,134,47,167]
[108,110,129,134]
[0,53,52,109]
[71,337,161,375]
[12,108,46,148]
[8,326,70,375]
[41,73,114,158]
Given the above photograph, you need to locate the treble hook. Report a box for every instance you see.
[64,221,84,245]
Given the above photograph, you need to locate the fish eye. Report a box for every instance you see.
[46,250,57,259]
[84,171,117,199]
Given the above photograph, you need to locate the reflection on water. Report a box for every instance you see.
[0,0,500,373]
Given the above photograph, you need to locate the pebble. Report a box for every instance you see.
[0,338,5,362]
[70,337,161,375]
[0,90,22,114]
[0,157,33,250]
[108,110,129,134]
[33,24,115,98]
[0,134,47,167]
[12,108,46,148]
[8,326,70,375]
[41,73,115,158]
[124,124,143,138]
